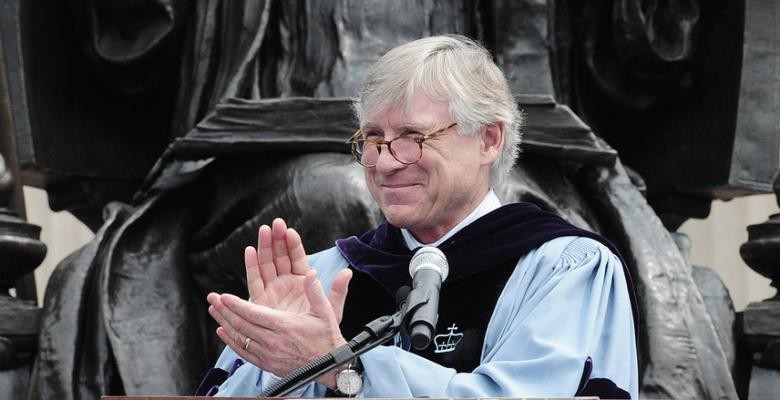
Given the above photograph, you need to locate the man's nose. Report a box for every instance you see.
[374,145,405,172]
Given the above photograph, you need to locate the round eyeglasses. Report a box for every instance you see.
[346,123,457,167]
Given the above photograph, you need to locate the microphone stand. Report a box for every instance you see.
[262,286,431,397]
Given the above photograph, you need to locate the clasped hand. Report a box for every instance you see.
[207,218,353,387]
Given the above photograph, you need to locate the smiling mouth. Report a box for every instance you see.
[381,183,420,189]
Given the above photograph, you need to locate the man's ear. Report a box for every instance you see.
[481,122,505,166]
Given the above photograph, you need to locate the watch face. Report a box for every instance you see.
[336,369,362,395]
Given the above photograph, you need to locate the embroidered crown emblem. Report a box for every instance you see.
[433,323,464,353]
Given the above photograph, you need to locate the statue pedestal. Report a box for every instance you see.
[743,301,780,338]
[0,212,45,398]
[0,274,41,400]
[748,366,780,400]
[743,301,780,371]
[739,182,780,398]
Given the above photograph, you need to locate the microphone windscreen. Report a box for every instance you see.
[409,246,449,280]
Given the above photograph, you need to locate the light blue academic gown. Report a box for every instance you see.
[211,236,638,398]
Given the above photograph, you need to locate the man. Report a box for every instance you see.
[201,35,638,398]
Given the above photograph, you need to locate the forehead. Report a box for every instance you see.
[361,91,451,130]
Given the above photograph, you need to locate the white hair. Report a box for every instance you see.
[353,35,523,185]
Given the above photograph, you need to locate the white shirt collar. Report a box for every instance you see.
[401,189,502,249]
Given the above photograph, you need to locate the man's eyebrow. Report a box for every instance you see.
[360,122,432,133]
[398,123,429,131]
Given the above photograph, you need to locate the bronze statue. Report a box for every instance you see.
[1,0,777,398]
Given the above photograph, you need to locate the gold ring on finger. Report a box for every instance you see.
[244,336,252,350]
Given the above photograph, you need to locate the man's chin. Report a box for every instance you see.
[381,205,418,228]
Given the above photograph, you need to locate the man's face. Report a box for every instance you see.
[362,91,497,243]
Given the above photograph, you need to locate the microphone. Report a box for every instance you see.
[407,246,449,350]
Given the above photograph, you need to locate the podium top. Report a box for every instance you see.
[101,397,600,400]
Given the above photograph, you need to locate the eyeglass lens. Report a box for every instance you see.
[357,137,421,166]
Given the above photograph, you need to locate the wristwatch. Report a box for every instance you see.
[335,359,363,396]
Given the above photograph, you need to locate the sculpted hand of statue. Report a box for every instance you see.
[207,218,352,386]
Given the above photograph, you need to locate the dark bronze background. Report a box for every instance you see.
[0,0,778,399]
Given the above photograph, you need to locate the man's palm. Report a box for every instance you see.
[253,273,309,314]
